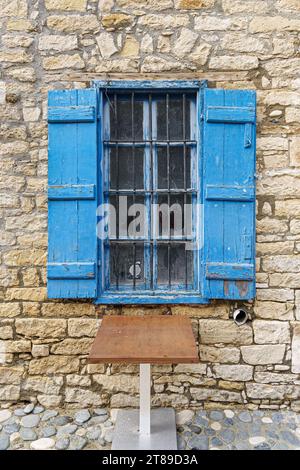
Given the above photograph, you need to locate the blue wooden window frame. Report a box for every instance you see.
[93,80,209,304]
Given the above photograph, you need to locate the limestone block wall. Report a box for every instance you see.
[0,0,300,411]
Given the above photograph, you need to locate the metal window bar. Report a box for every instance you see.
[114,93,119,290]
[166,93,171,289]
[132,92,136,290]
[105,91,197,292]
[149,93,154,290]
[103,140,197,145]
[183,93,188,289]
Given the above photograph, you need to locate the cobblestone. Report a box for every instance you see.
[0,406,299,450]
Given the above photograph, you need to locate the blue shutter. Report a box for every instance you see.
[202,89,256,300]
[47,89,98,298]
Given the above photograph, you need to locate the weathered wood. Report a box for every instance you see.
[206,105,255,123]
[203,89,256,300]
[88,316,199,364]
[205,185,255,201]
[48,105,95,123]
[93,79,204,89]
[47,89,98,298]
[48,262,96,279]
[206,263,254,281]
[48,184,96,200]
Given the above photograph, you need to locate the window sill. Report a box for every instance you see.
[94,294,210,305]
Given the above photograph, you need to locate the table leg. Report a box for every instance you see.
[112,362,177,449]
[139,363,151,436]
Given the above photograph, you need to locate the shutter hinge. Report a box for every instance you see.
[200,113,204,121]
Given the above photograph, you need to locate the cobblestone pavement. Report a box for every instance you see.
[0,406,299,450]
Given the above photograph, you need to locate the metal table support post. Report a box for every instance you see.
[139,364,151,436]
[111,363,177,450]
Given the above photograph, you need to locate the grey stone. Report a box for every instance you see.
[103,428,114,443]
[210,437,224,448]
[98,438,106,447]
[235,441,252,450]
[0,410,12,423]
[194,415,209,427]
[251,421,262,433]
[272,412,284,424]
[74,410,91,424]
[236,429,249,440]
[266,429,279,440]
[103,419,113,427]
[55,438,70,450]
[14,408,26,417]
[281,430,300,446]
[30,438,55,450]
[273,442,290,450]
[69,435,87,450]
[40,426,56,438]
[177,435,186,450]
[33,406,44,414]
[56,424,77,437]
[209,411,224,421]
[188,435,209,450]
[88,415,107,426]
[0,433,10,450]
[205,428,216,436]
[190,424,201,434]
[224,418,234,426]
[20,414,40,428]
[3,422,20,434]
[94,408,107,416]
[238,411,252,423]
[255,442,271,450]
[219,428,235,444]
[23,403,35,414]
[50,416,71,426]
[41,410,58,422]
[20,428,37,441]
[3,417,19,426]
[86,428,102,440]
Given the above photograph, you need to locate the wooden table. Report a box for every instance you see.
[88,316,198,450]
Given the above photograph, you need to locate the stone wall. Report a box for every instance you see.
[1,0,300,411]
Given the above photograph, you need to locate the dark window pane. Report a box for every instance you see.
[157,146,191,189]
[156,96,191,141]
[157,194,192,238]
[110,147,144,190]
[157,243,193,287]
[109,95,143,141]
[110,195,146,239]
[110,242,145,288]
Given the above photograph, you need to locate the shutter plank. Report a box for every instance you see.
[206,263,254,281]
[48,263,96,280]
[48,184,95,200]
[47,89,98,299]
[48,105,95,123]
[206,185,254,201]
[203,89,256,300]
[206,105,255,123]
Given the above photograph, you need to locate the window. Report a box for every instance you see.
[47,81,256,303]
[102,91,198,295]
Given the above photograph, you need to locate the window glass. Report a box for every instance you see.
[104,91,197,293]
